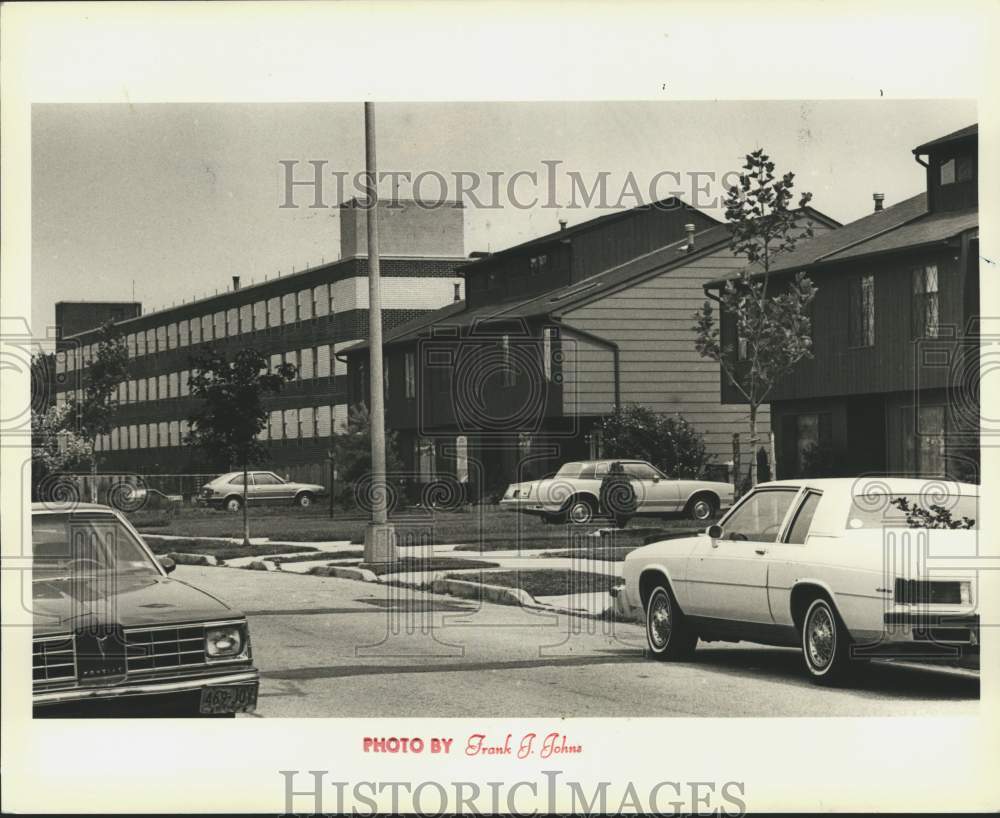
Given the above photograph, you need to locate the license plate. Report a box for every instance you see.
[199,684,258,714]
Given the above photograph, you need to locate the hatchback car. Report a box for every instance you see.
[620,478,980,683]
[199,470,326,511]
[32,503,259,716]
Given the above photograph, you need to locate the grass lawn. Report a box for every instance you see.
[537,547,640,562]
[143,536,317,561]
[446,569,624,598]
[133,505,708,550]
[359,557,500,576]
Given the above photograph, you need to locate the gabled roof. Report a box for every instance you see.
[457,196,721,273]
[705,191,977,286]
[913,123,978,154]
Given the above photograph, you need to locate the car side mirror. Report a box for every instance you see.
[157,555,176,574]
[706,524,723,539]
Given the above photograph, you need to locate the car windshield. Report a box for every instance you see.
[555,463,586,478]
[32,513,161,581]
[847,493,978,530]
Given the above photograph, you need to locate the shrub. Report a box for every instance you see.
[598,405,712,478]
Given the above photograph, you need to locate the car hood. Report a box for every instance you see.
[625,534,704,561]
[32,574,239,635]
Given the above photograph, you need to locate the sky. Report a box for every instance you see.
[31,100,976,335]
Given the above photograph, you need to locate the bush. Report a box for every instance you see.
[598,406,712,478]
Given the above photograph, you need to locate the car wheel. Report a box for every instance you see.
[645,584,697,660]
[224,496,243,513]
[686,493,717,521]
[801,597,852,684]
[295,492,314,509]
[566,498,595,525]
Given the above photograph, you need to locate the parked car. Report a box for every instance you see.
[198,470,326,511]
[500,460,734,523]
[618,478,980,683]
[32,503,259,716]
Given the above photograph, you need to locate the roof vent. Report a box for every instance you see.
[559,218,568,231]
[873,193,885,212]
[684,223,696,252]
[232,275,241,291]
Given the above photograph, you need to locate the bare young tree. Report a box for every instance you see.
[694,149,818,488]
[186,347,296,546]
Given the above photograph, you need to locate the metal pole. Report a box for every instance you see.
[363,102,394,560]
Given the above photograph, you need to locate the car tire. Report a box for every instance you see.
[645,584,698,661]
[295,492,314,509]
[686,493,718,522]
[801,596,853,685]
[224,496,243,513]
[565,497,596,525]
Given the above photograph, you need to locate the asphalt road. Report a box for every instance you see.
[176,565,980,718]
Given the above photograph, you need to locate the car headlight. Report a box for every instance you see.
[523,483,533,498]
[206,625,245,659]
[960,582,972,605]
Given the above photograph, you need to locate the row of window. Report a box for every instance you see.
[57,285,341,372]
[95,405,351,452]
[847,265,940,349]
[56,345,349,405]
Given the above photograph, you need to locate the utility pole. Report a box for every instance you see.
[362,101,397,562]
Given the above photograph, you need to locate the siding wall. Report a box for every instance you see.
[561,247,768,462]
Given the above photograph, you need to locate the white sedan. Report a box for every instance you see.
[619,478,980,683]
[500,460,734,523]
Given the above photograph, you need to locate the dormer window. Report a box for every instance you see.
[940,158,955,186]
[529,253,549,274]
[956,155,974,182]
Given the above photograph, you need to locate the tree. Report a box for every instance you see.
[890,496,975,530]
[64,322,129,502]
[329,403,404,511]
[31,403,94,501]
[186,347,296,545]
[598,405,711,478]
[694,148,818,487]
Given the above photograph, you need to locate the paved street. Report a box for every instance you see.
[177,565,979,718]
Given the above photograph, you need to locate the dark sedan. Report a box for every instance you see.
[32,503,259,717]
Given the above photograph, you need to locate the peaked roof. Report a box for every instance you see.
[913,123,978,154]
[706,191,977,286]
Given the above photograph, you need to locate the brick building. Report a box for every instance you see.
[53,199,467,485]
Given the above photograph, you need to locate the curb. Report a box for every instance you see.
[167,551,221,567]
[430,578,535,608]
[307,565,380,583]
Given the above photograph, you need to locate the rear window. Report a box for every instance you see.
[555,463,585,478]
[847,493,978,530]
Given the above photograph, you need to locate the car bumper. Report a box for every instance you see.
[499,498,548,515]
[34,668,259,709]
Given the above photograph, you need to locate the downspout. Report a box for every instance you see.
[555,320,620,411]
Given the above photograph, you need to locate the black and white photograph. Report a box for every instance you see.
[2,2,997,815]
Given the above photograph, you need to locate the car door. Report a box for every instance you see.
[622,462,681,514]
[251,472,286,504]
[685,487,800,623]
[764,488,824,629]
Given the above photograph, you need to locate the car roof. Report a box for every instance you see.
[755,477,979,495]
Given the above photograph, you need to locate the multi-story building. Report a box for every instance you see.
[345,197,840,497]
[53,199,467,485]
[709,124,980,482]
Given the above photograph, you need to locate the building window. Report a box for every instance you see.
[126,334,137,357]
[299,407,314,439]
[313,284,329,317]
[180,370,190,396]
[404,351,416,399]
[190,318,202,345]
[268,297,281,328]
[156,325,166,351]
[316,405,332,437]
[284,408,299,440]
[270,410,283,440]
[317,344,331,378]
[146,328,157,355]
[269,352,282,373]
[138,379,148,402]
[794,412,833,473]
[201,314,213,342]
[167,323,177,349]
[939,158,956,186]
[146,376,156,401]
[168,372,179,398]
[298,347,315,380]
[416,437,435,481]
[529,253,549,274]
[282,293,297,325]
[500,335,515,386]
[111,427,119,450]
[178,321,189,347]
[902,404,946,476]
[158,421,168,446]
[227,308,239,336]
[214,311,226,338]
[140,424,150,449]
[848,274,875,347]
[253,301,266,330]
[128,380,137,403]
[117,383,126,405]
[169,421,180,447]
[298,289,313,321]
[912,265,940,338]
[285,349,298,375]
[158,374,167,398]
